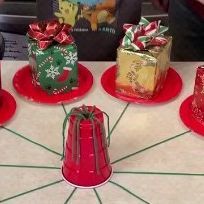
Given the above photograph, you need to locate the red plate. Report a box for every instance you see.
[180,95,204,136]
[0,90,16,125]
[13,63,93,104]
[101,65,182,104]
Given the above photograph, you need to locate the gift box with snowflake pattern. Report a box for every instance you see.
[28,38,78,95]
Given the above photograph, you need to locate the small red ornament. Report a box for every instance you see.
[62,105,112,188]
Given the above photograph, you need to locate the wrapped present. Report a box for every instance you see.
[62,105,112,187]
[192,65,204,125]
[27,20,78,95]
[116,17,172,99]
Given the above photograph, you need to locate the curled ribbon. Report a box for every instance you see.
[27,20,74,50]
[121,17,168,51]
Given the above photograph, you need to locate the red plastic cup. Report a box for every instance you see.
[192,65,204,125]
[0,62,2,107]
[62,106,112,188]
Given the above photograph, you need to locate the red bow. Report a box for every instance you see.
[28,20,74,50]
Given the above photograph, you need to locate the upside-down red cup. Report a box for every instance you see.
[0,91,1,108]
[191,65,204,125]
[0,63,2,107]
[62,106,112,188]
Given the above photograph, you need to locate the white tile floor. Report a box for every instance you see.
[0,61,204,204]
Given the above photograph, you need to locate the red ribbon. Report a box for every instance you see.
[122,18,168,51]
[28,20,74,50]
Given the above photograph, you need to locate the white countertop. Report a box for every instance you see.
[0,61,204,204]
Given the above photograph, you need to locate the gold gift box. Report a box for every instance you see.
[116,37,172,99]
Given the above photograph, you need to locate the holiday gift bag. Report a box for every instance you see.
[52,0,142,60]
[116,17,172,99]
[192,65,204,125]
[62,105,112,188]
[27,20,78,94]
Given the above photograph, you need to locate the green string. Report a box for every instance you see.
[95,117,110,164]
[64,188,77,204]
[0,179,64,203]
[76,118,81,164]
[91,118,100,174]
[0,164,60,170]
[114,171,204,177]
[112,130,191,164]
[109,180,150,204]
[101,111,111,146]
[2,126,63,157]
[62,109,86,160]
[93,188,102,204]
[61,106,111,165]
[61,103,68,115]
[107,103,130,146]
[62,113,70,160]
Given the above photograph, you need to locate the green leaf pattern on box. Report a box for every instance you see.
[28,39,78,95]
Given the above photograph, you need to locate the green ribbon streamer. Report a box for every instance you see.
[109,180,150,204]
[93,188,103,204]
[114,171,204,177]
[62,106,111,174]
[64,188,77,204]
[0,180,64,203]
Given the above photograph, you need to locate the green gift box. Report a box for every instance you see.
[27,21,78,95]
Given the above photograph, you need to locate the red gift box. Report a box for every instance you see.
[62,105,112,188]
[192,65,204,125]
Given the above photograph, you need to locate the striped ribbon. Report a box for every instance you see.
[121,17,168,51]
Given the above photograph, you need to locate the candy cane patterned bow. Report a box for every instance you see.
[121,17,168,51]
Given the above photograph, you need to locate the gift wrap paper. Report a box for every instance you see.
[28,38,78,95]
[192,66,204,124]
[116,37,172,99]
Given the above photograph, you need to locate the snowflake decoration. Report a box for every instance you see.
[65,52,77,65]
[45,65,60,79]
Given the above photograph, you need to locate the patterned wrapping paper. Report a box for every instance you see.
[116,40,172,99]
[192,66,204,125]
[27,21,78,95]
[116,18,172,99]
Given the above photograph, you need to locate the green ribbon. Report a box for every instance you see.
[122,17,168,51]
[62,105,110,174]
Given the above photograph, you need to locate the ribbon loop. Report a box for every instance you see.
[122,17,168,51]
[28,20,74,50]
